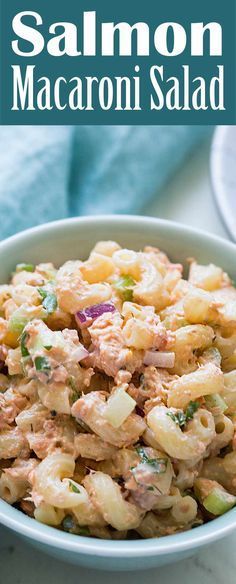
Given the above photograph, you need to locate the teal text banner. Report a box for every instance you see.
[0,0,235,124]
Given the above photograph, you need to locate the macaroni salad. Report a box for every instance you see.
[0,241,236,539]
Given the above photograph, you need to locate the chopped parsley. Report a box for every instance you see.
[136,446,168,474]
[20,330,30,357]
[167,401,200,428]
[34,356,51,372]
[69,480,81,493]
[38,287,58,314]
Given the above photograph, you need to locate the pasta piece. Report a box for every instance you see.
[209,414,234,455]
[71,391,145,447]
[188,262,228,291]
[80,253,115,284]
[32,453,87,508]
[72,496,106,527]
[222,371,236,413]
[137,511,181,538]
[74,434,117,461]
[222,451,236,476]
[34,503,65,526]
[38,383,71,415]
[152,487,182,510]
[147,405,212,460]
[171,495,198,524]
[0,427,29,459]
[2,457,38,495]
[92,240,121,257]
[183,288,218,324]
[172,324,214,375]
[15,402,49,433]
[186,409,215,447]
[133,254,169,311]
[113,249,140,279]
[56,260,112,313]
[84,471,142,531]
[0,472,28,504]
[167,363,224,409]
[6,347,22,375]
[174,453,203,489]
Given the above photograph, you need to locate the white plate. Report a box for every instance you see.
[210,126,236,241]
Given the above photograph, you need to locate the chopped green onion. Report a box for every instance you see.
[20,330,30,357]
[114,275,135,302]
[34,356,51,372]
[205,393,227,415]
[38,287,58,314]
[203,487,236,515]
[69,480,81,494]
[16,263,35,273]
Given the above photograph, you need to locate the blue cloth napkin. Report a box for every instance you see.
[0,126,210,239]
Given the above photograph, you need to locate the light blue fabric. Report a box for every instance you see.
[0,126,210,239]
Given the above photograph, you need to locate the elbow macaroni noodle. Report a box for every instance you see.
[0,241,235,539]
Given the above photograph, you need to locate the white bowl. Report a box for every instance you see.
[0,215,236,571]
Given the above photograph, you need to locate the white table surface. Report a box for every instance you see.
[1,135,235,584]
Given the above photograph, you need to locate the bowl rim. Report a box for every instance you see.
[210,125,236,242]
[1,213,236,254]
[0,213,236,558]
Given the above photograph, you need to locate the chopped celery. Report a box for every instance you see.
[8,305,47,334]
[203,487,236,515]
[105,386,136,428]
[16,263,35,273]
[34,356,51,372]
[205,393,227,415]
[9,311,29,334]
[114,275,135,301]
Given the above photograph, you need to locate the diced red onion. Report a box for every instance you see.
[144,351,175,369]
[72,345,89,362]
[75,302,116,328]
